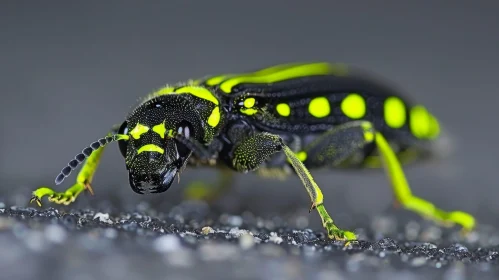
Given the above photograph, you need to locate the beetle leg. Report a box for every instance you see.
[229,131,357,241]
[372,131,475,232]
[30,125,120,207]
[301,120,475,233]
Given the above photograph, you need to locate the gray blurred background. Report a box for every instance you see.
[1,1,498,228]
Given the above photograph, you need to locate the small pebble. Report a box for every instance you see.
[201,226,214,235]
[229,228,252,238]
[269,232,283,244]
[93,213,113,224]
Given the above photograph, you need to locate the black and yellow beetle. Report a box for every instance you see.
[30,62,475,240]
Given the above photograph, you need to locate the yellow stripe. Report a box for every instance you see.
[154,86,175,96]
[204,62,307,86]
[137,144,164,154]
[219,62,344,93]
[175,86,219,105]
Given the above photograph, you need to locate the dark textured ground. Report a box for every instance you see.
[2,2,499,279]
[1,197,498,280]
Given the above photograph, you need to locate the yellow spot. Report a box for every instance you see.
[384,97,406,128]
[276,103,291,117]
[240,108,258,115]
[152,122,166,138]
[308,97,330,118]
[220,63,338,93]
[341,93,366,119]
[175,86,219,105]
[129,123,149,139]
[297,151,307,162]
[137,144,164,154]
[243,97,256,108]
[410,105,439,139]
[208,106,221,127]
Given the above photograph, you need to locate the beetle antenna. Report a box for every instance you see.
[54,134,130,185]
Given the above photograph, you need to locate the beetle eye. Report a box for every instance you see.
[117,121,128,157]
[175,120,194,159]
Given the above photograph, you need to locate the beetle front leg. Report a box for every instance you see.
[30,125,121,207]
[230,132,356,241]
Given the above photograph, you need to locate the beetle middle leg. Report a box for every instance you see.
[229,131,358,240]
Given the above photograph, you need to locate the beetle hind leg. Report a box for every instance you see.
[302,121,475,233]
[373,132,475,232]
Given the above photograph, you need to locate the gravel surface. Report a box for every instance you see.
[1,199,498,280]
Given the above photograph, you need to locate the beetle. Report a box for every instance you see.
[30,62,475,240]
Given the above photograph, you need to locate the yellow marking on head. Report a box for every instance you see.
[175,86,219,105]
[208,106,221,127]
[129,123,150,139]
[167,129,175,138]
[152,122,167,138]
[384,97,406,128]
[276,103,291,117]
[297,151,307,162]
[341,93,366,119]
[243,97,256,108]
[137,144,164,154]
[308,97,330,118]
[219,62,340,93]
[410,105,439,139]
